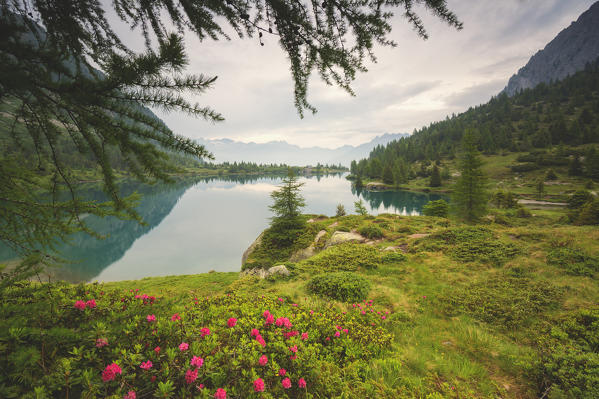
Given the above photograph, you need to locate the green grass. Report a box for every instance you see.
[4,209,598,398]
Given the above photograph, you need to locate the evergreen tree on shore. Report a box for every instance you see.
[429,165,442,187]
[451,132,488,222]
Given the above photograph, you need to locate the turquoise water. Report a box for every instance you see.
[0,174,446,283]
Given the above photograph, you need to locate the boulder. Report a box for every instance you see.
[267,265,290,277]
[241,232,263,266]
[289,230,326,262]
[240,268,268,279]
[324,231,367,248]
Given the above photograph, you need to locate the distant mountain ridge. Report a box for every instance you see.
[196,133,409,166]
[502,1,599,96]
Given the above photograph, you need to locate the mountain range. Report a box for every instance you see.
[195,133,409,166]
[502,1,599,96]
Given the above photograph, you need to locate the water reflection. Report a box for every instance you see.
[0,173,447,283]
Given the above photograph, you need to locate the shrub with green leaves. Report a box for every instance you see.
[547,247,599,277]
[0,282,392,398]
[358,224,384,239]
[432,226,521,265]
[307,272,371,302]
[422,199,449,217]
[439,276,563,329]
[299,243,405,273]
[539,309,599,399]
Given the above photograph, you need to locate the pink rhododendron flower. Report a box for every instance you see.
[259,355,268,366]
[279,368,286,376]
[227,318,237,328]
[74,300,86,310]
[96,338,108,348]
[151,376,157,382]
[256,335,266,347]
[124,391,136,399]
[251,328,260,337]
[361,311,366,315]
[309,310,314,315]
[214,388,227,399]
[265,314,274,325]
[298,378,307,388]
[290,355,297,360]
[253,378,265,392]
[86,299,97,308]
[101,363,122,382]
[190,356,204,368]
[263,310,271,318]
[200,327,211,337]
[278,297,284,302]
[185,368,198,384]
[325,337,330,341]
[154,346,160,354]
[179,342,189,351]
[171,313,181,321]
[146,314,156,322]
[282,377,291,389]
[343,329,349,334]
[301,332,308,340]
[289,345,297,353]
[334,331,341,338]
[140,361,153,370]
[382,316,386,320]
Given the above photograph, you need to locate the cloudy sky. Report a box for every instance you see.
[118,0,597,148]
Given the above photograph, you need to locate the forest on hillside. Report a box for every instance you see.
[352,59,599,184]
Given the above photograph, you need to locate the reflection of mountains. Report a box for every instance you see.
[353,187,448,215]
[198,172,342,185]
[31,179,196,283]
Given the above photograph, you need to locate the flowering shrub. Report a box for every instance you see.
[0,282,392,398]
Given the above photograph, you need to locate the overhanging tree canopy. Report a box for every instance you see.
[0,0,461,257]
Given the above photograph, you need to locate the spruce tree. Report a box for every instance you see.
[429,164,442,187]
[451,132,488,222]
[269,169,306,232]
[382,164,394,185]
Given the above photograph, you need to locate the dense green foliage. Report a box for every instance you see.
[547,247,599,277]
[357,224,384,239]
[307,272,371,302]
[439,274,563,329]
[352,59,599,186]
[422,199,449,217]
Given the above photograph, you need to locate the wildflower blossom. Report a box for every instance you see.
[256,335,266,347]
[214,388,227,399]
[265,314,274,325]
[301,332,308,340]
[289,345,297,353]
[298,378,307,388]
[253,378,265,392]
[140,361,153,370]
[86,299,97,308]
[279,368,286,376]
[251,328,260,336]
[190,356,204,368]
[185,368,198,384]
[179,342,189,351]
[146,314,156,322]
[124,391,136,399]
[334,331,341,338]
[154,346,161,354]
[101,363,122,382]
[282,377,291,389]
[259,355,268,366]
[95,338,108,348]
[171,313,181,321]
[200,327,211,337]
[227,317,237,327]
[74,300,86,310]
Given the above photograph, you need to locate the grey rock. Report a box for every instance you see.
[241,232,263,266]
[240,268,268,279]
[267,265,290,277]
[503,2,599,96]
[325,231,367,248]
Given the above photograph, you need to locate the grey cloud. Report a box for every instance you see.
[443,79,507,108]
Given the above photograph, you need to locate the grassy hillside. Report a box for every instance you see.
[2,210,598,398]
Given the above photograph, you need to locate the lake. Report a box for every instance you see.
[0,173,447,283]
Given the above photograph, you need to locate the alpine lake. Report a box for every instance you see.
[0,173,447,283]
